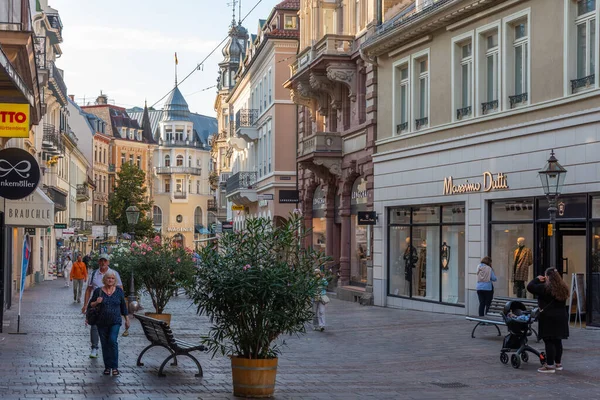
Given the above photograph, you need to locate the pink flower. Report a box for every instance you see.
[142,252,146,255]
[176,258,181,263]
[153,236,161,244]
[243,264,251,271]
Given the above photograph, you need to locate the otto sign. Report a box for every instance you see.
[0,103,29,138]
[443,172,508,195]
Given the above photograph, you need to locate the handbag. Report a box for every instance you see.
[86,288,102,325]
[320,294,330,305]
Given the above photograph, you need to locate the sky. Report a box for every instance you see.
[50,0,281,118]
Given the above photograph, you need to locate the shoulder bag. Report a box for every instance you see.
[320,294,330,305]
[86,288,102,325]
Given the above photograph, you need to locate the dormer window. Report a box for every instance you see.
[136,130,142,141]
[284,15,297,29]
[128,129,134,140]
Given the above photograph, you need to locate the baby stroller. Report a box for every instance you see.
[500,300,545,369]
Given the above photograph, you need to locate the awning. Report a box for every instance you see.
[4,188,54,227]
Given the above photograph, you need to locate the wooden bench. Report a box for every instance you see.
[465,297,539,339]
[135,314,207,377]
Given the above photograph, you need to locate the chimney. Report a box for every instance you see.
[96,91,108,105]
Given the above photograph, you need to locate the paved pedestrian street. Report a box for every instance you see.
[0,279,598,400]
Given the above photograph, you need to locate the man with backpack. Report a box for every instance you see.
[81,253,123,358]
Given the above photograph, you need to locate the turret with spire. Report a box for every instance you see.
[217,1,248,92]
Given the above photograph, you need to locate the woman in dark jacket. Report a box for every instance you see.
[527,267,569,374]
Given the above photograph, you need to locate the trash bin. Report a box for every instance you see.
[34,271,42,283]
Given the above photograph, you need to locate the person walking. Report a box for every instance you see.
[63,256,73,287]
[312,268,329,332]
[82,254,123,359]
[88,271,129,376]
[70,255,88,303]
[527,267,570,374]
[476,256,496,316]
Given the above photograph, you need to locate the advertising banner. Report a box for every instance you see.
[0,103,30,138]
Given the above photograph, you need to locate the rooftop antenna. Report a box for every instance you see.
[239,0,242,25]
[227,0,238,27]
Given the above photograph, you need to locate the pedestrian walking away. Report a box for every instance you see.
[476,256,496,316]
[313,268,329,332]
[63,256,73,287]
[88,271,129,376]
[82,253,123,359]
[71,255,88,303]
[527,267,570,374]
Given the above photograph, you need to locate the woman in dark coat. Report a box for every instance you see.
[527,267,569,374]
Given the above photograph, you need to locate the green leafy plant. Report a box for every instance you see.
[128,236,196,314]
[189,215,330,359]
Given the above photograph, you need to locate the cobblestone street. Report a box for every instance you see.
[0,279,599,400]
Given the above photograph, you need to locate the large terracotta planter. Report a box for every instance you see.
[231,356,278,398]
[144,312,171,325]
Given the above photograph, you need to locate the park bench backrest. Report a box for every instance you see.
[488,297,538,317]
[135,314,176,348]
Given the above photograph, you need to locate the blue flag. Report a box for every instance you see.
[19,234,30,300]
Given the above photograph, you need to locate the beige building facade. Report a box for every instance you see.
[226,0,300,228]
[363,0,600,326]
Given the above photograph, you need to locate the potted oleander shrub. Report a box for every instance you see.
[189,215,329,398]
[128,235,196,324]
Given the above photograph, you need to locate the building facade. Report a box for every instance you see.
[212,19,250,227]
[129,90,216,248]
[362,0,600,327]
[225,0,300,229]
[285,0,378,300]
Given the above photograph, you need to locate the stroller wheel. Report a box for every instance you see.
[539,352,546,366]
[511,354,521,369]
[521,352,529,363]
[500,352,509,364]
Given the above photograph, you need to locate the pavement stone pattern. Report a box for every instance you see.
[0,278,599,400]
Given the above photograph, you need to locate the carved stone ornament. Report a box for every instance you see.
[327,63,357,101]
[312,158,342,177]
[309,72,340,112]
[290,87,313,108]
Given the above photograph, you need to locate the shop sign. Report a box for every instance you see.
[279,189,299,203]
[222,221,234,232]
[62,228,75,238]
[257,194,273,201]
[4,188,54,227]
[54,223,67,229]
[0,147,40,199]
[232,205,244,211]
[259,200,268,207]
[167,226,193,232]
[357,211,377,225]
[443,172,508,195]
[0,103,30,138]
[351,178,368,205]
[312,186,326,210]
[25,227,36,235]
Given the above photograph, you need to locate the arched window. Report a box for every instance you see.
[153,206,163,226]
[194,206,203,225]
[176,155,184,166]
[164,155,170,167]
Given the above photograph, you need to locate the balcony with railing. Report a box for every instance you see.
[290,34,355,77]
[226,171,257,205]
[158,138,205,148]
[48,61,68,105]
[156,166,202,175]
[207,198,217,212]
[76,184,90,202]
[42,123,64,155]
[108,164,116,173]
[299,131,342,158]
[173,191,187,199]
[45,185,67,211]
[235,109,259,142]
[571,74,595,93]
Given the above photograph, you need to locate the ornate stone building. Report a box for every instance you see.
[285,0,379,301]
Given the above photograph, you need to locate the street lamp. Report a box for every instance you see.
[538,150,567,269]
[125,205,140,314]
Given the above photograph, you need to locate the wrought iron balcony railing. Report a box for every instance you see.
[34,36,46,70]
[207,198,217,212]
[481,100,498,115]
[0,0,32,31]
[173,191,187,199]
[159,138,205,148]
[415,117,429,130]
[571,74,595,93]
[156,166,202,175]
[46,186,67,210]
[456,106,472,120]
[396,122,408,134]
[49,61,67,102]
[236,109,259,128]
[226,171,257,195]
[509,92,528,108]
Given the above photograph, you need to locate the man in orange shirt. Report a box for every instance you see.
[71,255,88,303]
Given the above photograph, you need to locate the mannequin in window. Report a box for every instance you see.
[403,237,418,294]
[513,237,533,298]
[417,241,427,297]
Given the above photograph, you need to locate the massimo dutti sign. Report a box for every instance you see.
[443,172,509,195]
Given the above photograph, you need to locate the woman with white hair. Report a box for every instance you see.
[313,268,329,331]
[88,270,129,376]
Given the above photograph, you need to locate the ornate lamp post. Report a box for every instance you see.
[125,205,140,313]
[538,150,567,269]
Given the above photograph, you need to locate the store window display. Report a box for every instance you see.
[512,237,533,298]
